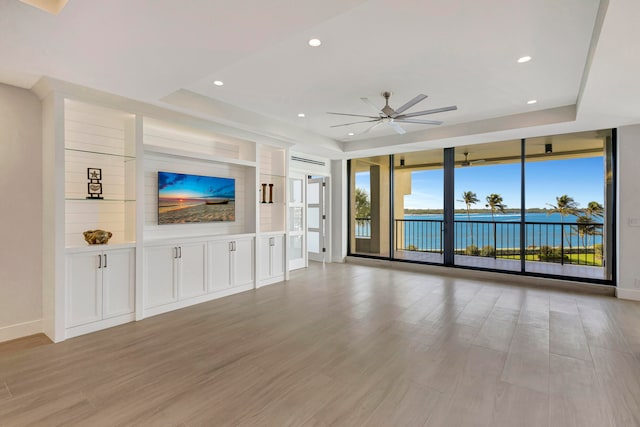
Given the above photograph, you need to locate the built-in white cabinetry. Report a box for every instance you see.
[144,241,207,309]
[209,237,255,290]
[66,246,135,338]
[40,83,291,343]
[259,234,285,286]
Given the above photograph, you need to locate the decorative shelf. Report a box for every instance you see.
[144,145,257,168]
[65,198,136,202]
[64,147,136,160]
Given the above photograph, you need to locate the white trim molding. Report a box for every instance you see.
[616,288,640,301]
[0,319,42,343]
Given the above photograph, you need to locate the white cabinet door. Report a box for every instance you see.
[209,240,232,291]
[102,248,135,319]
[234,238,254,287]
[271,235,285,278]
[259,236,272,280]
[178,241,207,299]
[145,244,178,308]
[67,251,103,327]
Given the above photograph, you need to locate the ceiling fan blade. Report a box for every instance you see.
[330,119,380,128]
[360,121,384,135]
[398,105,458,118]
[388,121,406,135]
[360,97,384,115]
[392,94,428,116]
[327,112,380,119]
[395,118,443,125]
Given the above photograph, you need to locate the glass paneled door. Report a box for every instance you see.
[308,176,326,262]
[288,175,306,270]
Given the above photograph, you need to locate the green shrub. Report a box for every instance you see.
[481,245,496,257]
[594,243,603,258]
[538,245,568,262]
[465,244,480,255]
[406,244,418,251]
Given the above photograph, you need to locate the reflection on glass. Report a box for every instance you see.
[308,231,320,253]
[290,235,303,259]
[308,207,320,228]
[290,207,303,231]
[308,182,320,204]
[289,178,303,203]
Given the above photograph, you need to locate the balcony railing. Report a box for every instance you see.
[391,219,603,267]
[355,217,371,238]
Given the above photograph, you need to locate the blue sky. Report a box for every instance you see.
[158,172,235,199]
[355,157,604,210]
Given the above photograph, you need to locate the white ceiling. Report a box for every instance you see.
[1,0,639,158]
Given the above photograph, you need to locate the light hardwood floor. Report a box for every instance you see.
[1,262,640,426]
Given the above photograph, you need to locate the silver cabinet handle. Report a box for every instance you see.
[179,246,182,258]
[233,241,237,251]
[269,237,275,246]
[98,254,102,269]
[229,241,233,252]
[104,254,108,268]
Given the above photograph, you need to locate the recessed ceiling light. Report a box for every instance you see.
[517,56,532,63]
[308,38,322,47]
[347,132,355,136]
[213,80,224,86]
[297,113,305,118]
[527,99,537,104]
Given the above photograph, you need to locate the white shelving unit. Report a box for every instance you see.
[41,89,290,342]
[257,145,288,286]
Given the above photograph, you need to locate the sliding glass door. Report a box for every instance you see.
[347,129,615,283]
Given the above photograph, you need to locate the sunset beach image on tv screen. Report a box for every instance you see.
[157,171,235,224]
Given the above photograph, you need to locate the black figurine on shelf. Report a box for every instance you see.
[261,183,267,203]
[268,183,274,203]
[87,168,104,199]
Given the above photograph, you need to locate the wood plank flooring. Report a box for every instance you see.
[1,262,640,426]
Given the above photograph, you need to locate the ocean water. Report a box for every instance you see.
[356,212,604,250]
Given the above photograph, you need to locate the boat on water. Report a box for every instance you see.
[205,199,229,205]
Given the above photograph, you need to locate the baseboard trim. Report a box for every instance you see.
[0,319,43,343]
[616,288,640,301]
[346,256,615,296]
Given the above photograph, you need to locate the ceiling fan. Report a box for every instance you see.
[460,152,486,167]
[328,91,457,135]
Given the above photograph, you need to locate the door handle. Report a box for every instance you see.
[104,254,108,268]
[98,254,102,269]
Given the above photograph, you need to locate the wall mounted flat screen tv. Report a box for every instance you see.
[158,171,235,224]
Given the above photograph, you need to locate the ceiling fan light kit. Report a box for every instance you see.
[328,91,457,136]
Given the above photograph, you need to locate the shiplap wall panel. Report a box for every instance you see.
[145,128,240,160]
[143,152,251,240]
[64,100,135,247]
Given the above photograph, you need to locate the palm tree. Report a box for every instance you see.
[458,191,479,247]
[547,195,579,249]
[576,201,604,250]
[546,195,579,222]
[584,201,604,219]
[485,193,506,220]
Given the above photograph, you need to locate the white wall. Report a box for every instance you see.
[616,124,640,300]
[0,83,43,341]
[331,159,347,262]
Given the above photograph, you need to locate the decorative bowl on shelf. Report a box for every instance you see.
[83,229,112,245]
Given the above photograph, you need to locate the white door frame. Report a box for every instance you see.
[288,173,307,270]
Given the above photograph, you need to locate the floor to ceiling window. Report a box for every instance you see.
[347,129,615,284]
[524,131,612,280]
[349,155,391,258]
[393,149,444,264]
[453,140,522,272]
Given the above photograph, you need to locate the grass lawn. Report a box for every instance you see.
[496,253,602,266]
